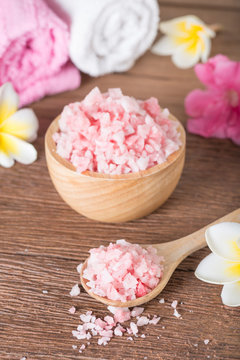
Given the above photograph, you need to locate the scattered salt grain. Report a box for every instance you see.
[70,284,80,297]
[104,316,115,325]
[137,316,149,327]
[149,316,161,325]
[72,345,77,350]
[141,334,146,338]
[159,298,165,304]
[130,322,138,336]
[42,290,48,294]
[204,339,210,345]
[131,307,144,317]
[80,313,92,323]
[69,306,76,314]
[171,300,178,309]
[77,263,83,274]
[173,309,181,318]
[80,344,86,350]
[20,357,27,360]
[127,337,133,341]
[193,343,198,347]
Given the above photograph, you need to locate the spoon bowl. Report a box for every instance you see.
[80,209,240,307]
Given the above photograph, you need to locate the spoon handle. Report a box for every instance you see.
[170,208,240,262]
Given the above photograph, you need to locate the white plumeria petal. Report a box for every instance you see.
[221,281,240,307]
[0,150,14,168]
[0,82,19,125]
[206,222,240,262]
[1,108,38,142]
[152,36,177,55]
[198,31,211,63]
[172,41,202,69]
[0,133,37,165]
[160,15,203,37]
[195,253,240,284]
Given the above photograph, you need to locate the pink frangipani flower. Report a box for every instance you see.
[185,55,240,145]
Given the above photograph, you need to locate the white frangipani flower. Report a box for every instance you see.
[0,82,38,168]
[195,222,240,307]
[152,15,216,69]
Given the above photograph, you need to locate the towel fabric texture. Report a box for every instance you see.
[0,0,80,106]
[48,0,159,77]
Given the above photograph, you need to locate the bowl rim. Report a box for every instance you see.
[45,113,186,181]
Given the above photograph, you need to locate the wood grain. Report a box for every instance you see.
[1,1,240,359]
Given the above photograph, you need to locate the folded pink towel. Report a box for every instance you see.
[0,0,80,106]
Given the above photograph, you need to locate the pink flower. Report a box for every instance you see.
[185,55,240,145]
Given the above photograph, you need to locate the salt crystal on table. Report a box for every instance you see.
[141,334,146,338]
[20,357,27,360]
[77,263,83,273]
[104,316,115,325]
[137,316,149,327]
[149,316,161,325]
[42,290,48,294]
[70,284,80,297]
[127,337,133,341]
[159,298,165,304]
[98,336,111,346]
[130,322,138,336]
[171,300,178,309]
[80,313,92,323]
[173,309,181,318]
[72,345,77,350]
[114,326,123,336]
[69,306,76,314]
[80,344,86,350]
[204,339,210,345]
[131,307,144,317]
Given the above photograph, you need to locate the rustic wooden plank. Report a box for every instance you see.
[159,0,240,11]
[0,253,239,360]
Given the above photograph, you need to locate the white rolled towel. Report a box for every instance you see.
[47,0,159,76]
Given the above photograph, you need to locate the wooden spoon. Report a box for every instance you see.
[80,209,240,307]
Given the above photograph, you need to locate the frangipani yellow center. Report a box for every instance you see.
[174,21,205,54]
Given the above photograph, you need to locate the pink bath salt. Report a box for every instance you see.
[149,316,161,325]
[114,325,126,336]
[98,337,111,346]
[171,300,178,309]
[95,318,107,329]
[80,313,92,323]
[69,306,76,314]
[104,316,115,325]
[113,308,131,323]
[83,239,164,302]
[130,322,138,336]
[131,307,144,317]
[76,263,83,274]
[70,284,80,297]
[80,344,86,350]
[54,87,182,175]
[173,309,181,318]
[137,316,149,327]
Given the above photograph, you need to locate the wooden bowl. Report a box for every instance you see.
[45,115,186,223]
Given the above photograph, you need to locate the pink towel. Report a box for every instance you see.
[0,0,80,106]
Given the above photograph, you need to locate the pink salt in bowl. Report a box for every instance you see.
[45,114,186,223]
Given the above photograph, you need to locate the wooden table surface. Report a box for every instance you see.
[1,1,240,359]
